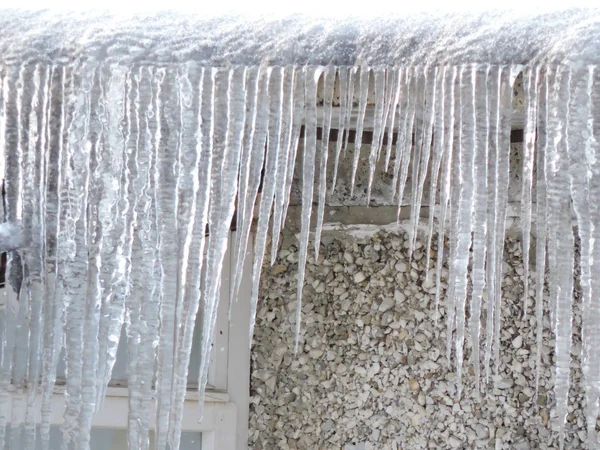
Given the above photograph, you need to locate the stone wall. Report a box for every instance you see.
[248,227,587,449]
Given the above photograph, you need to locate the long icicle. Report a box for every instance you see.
[534,66,550,399]
[450,65,476,398]
[294,66,324,353]
[314,66,335,259]
[433,66,457,327]
[423,66,445,283]
[469,64,490,397]
[349,66,369,197]
[520,66,539,319]
[566,66,593,448]
[270,67,297,265]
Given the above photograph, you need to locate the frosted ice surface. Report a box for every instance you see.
[0,6,599,450]
[0,222,24,252]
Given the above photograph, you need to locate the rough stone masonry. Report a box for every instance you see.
[249,227,589,449]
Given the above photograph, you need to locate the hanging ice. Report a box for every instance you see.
[0,7,599,450]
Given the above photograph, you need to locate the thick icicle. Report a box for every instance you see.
[59,63,95,450]
[19,63,50,450]
[408,66,437,260]
[405,67,426,236]
[166,66,212,449]
[491,67,516,373]
[231,67,261,299]
[314,66,335,259]
[394,68,417,216]
[249,66,283,344]
[449,65,476,397]
[365,67,386,204]
[341,67,357,158]
[433,66,457,326]
[445,68,463,363]
[555,70,575,450]
[195,67,245,438]
[469,65,490,396]
[545,65,573,449]
[270,67,296,265]
[95,65,136,408]
[349,67,369,197]
[330,67,349,195]
[39,66,70,450]
[123,66,162,450]
[566,67,595,447]
[77,64,108,449]
[384,68,402,173]
[280,69,305,234]
[154,67,183,450]
[520,66,539,319]
[231,67,269,301]
[294,66,323,352]
[0,64,26,450]
[583,66,600,447]
[423,67,445,281]
[534,67,549,398]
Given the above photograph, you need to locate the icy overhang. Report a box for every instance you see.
[0,9,599,66]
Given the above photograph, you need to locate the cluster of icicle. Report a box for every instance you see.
[0,62,598,450]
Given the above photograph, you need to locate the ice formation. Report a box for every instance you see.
[0,7,599,450]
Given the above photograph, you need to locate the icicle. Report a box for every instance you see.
[231,67,261,298]
[270,67,297,265]
[164,66,210,449]
[405,67,426,234]
[13,63,47,450]
[394,68,416,216]
[195,67,245,439]
[231,67,269,301]
[95,65,136,408]
[566,66,595,448]
[77,64,107,449]
[330,67,349,195]
[248,66,283,344]
[121,65,162,450]
[39,66,69,450]
[445,67,463,364]
[0,64,26,450]
[553,69,574,450]
[280,69,305,234]
[468,65,490,396]
[384,68,402,173]
[447,65,477,397]
[408,66,437,260]
[349,67,369,197]
[583,65,600,448]
[314,66,335,259]
[154,67,183,450]
[294,66,324,353]
[433,66,457,327]
[424,67,445,281]
[520,67,539,319]
[534,66,549,399]
[483,66,514,382]
[57,63,95,450]
[365,67,386,204]
[490,67,516,374]
[342,67,357,157]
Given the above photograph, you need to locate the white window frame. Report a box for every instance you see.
[5,232,252,450]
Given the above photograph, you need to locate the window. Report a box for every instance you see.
[2,232,252,450]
